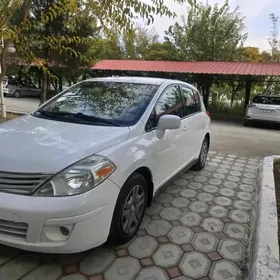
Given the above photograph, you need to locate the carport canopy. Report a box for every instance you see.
[91,59,280,110]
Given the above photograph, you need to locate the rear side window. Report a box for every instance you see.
[181,86,201,116]
[253,96,280,105]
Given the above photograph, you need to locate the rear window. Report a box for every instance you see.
[8,79,19,86]
[253,96,280,105]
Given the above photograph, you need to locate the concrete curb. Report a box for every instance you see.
[6,110,28,116]
[247,156,280,280]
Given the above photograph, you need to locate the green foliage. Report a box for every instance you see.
[209,99,244,115]
[165,0,247,61]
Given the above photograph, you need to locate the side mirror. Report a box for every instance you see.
[158,114,181,130]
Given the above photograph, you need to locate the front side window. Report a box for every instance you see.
[146,85,183,130]
[34,81,159,126]
[181,86,201,116]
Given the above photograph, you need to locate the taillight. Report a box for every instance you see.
[5,84,8,88]
[206,111,210,117]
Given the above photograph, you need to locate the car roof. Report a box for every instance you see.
[85,76,195,88]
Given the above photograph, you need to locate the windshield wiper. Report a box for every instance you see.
[35,110,120,126]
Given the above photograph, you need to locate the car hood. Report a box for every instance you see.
[0,115,130,173]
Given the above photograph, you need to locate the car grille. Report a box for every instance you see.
[0,219,28,239]
[0,171,52,195]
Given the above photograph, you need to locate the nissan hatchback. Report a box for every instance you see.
[0,77,211,253]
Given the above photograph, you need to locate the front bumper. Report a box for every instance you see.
[0,179,120,253]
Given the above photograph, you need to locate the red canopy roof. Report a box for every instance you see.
[92,60,280,76]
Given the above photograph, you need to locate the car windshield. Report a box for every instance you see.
[253,96,280,105]
[34,81,159,126]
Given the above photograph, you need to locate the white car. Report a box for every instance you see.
[244,94,280,126]
[0,77,211,253]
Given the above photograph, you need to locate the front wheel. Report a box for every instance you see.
[107,173,147,246]
[191,137,209,171]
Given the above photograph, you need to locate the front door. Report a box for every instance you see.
[145,85,188,190]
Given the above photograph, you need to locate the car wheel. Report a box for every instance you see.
[108,173,147,246]
[191,136,209,171]
[14,90,21,98]
[243,120,251,127]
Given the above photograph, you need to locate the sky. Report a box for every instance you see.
[148,0,280,52]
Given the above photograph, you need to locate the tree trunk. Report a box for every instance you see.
[40,71,48,105]
[230,91,235,108]
[59,76,63,92]
[204,84,210,109]
[0,72,6,119]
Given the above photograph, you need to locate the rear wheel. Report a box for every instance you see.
[191,137,209,171]
[108,173,147,246]
[14,90,21,98]
[243,120,251,127]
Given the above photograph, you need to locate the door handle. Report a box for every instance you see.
[183,126,189,131]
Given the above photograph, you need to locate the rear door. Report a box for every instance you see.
[180,86,204,160]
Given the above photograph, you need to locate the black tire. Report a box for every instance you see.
[243,120,250,127]
[14,90,21,98]
[107,173,148,246]
[191,137,209,171]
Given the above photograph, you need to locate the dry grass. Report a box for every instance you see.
[274,159,280,254]
[0,112,19,123]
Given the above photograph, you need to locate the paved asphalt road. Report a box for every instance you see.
[6,97,39,113]
[5,97,280,158]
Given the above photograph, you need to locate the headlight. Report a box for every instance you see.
[33,155,116,197]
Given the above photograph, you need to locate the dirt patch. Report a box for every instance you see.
[0,112,20,123]
[274,159,280,254]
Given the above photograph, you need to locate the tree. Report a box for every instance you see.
[263,13,280,94]
[0,0,187,117]
[269,13,280,62]
[165,0,247,61]
[240,46,271,62]
[144,41,180,61]
[165,0,247,107]
[13,0,101,103]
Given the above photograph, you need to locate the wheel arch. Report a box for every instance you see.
[205,132,210,146]
[131,166,154,207]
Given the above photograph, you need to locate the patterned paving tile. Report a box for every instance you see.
[179,251,211,279]
[135,266,169,280]
[128,236,158,259]
[80,248,115,276]
[201,217,225,233]
[209,260,242,280]
[160,207,182,221]
[104,257,141,280]
[0,153,259,280]
[192,232,219,253]
[21,264,62,280]
[153,244,183,268]
[146,220,172,237]
[218,239,245,262]
[180,212,202,227]
[168,225,194,245]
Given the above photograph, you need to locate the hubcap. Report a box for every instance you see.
[121,185,145,235]
[200,140,208,165]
